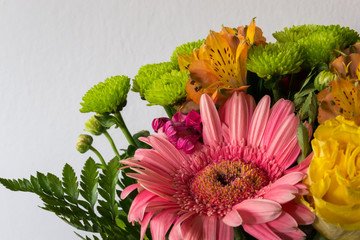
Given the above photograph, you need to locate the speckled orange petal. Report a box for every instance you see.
[317,88,339,124]
[348,53,360,79]
[235,41,248,87]
[247,18,256,44]
[330,78,360,120]
[178,53,195,71]
[330,56,347,77]
[189,60,219,85]
[203,31,239,85]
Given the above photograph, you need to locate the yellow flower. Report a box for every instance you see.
[308,116,360,238]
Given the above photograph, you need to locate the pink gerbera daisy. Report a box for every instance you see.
[121,92,315,240]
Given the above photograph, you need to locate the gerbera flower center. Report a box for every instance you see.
[189,160,269,216]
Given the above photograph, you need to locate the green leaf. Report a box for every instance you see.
[62,164,79,204]
[132,131,151,149]
[298,92,318,124]
[95,114,119,128]
[47,173,64,199]
[296,122,311,163]
[37,172,52,195]
[80,158,99,209]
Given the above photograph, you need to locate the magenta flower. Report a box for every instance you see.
[122,92,314,240]
[152,110,202,154]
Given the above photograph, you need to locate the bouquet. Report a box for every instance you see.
[2,18,360,240]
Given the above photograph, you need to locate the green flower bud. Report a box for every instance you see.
[76,134,93,153]
[80,75,130,114]
[84,116,106,136]
[314,70,338,91]
[170,39,205,67]
[132,62,176,99]
[145,70,188,106]
[246,42,304,79]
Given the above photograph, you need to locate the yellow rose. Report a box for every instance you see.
[308,116,360,238]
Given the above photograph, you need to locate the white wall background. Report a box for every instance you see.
[0,0,359,239]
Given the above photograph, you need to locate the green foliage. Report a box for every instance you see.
[132,61,177,99]
[170,39,205,66]
[296,122,311,163]
[246,42,304,79]
[145,70,188,106]
[0,157,143,240]
[80,75,131,114]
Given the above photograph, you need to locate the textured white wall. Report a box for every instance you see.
[0,0,359,239]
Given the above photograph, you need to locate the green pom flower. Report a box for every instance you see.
[170,39,205,66]
[80,75,130,114]
[144,70,188,106]
[246,42,304,79]
[273,24,359,69]
[273,25,321,43]
[132,62,176,99]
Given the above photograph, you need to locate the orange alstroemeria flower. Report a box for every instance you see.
[318,43,360,125]
[180,19,266,105]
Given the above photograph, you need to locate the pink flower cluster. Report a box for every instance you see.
[152,110,202,153]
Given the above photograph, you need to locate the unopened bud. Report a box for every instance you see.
[85,116,106,136]
[76,134,93,153]
[314,70,338,91]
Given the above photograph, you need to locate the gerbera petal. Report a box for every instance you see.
[203,216,217,240]
[243,223,281,240]
[261,99,294,149]
[228,92,249,144]
[200,94,223,146]
[120,183,140,200]
[134,148,176,174]
[271,172,305,188]
[128,190,157,222]
[266,114,299,156]
[222,208,243,227]
[282,202,315,225]
[217,220,234,240]
[245,94,256,120]
[148,135,190,168]
[150,209,179,240]
[285,152,314,174]
[182,214,205,240]
[276,228,306,240]
[248,95,271,147]
[169,212,194,240]
[234,199,282,224]
[274,134,300,169]
[141,211,155,240]
[263,184,298,204]
[266,212,298,233]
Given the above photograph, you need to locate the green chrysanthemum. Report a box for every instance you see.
[80,75,130,114]
[273,24,359,69]
[246,42,304,79]
[297,31,340,69]
[132,62,176,99]
[273,25,321,43]
[170,39,205,67]
[144,70,188,106]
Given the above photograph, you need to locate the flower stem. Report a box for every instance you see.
[103,130,121,159]
[114,111,137,147]
[89,146,106,168]
[287,74,296,100]
[163,105,175,119]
